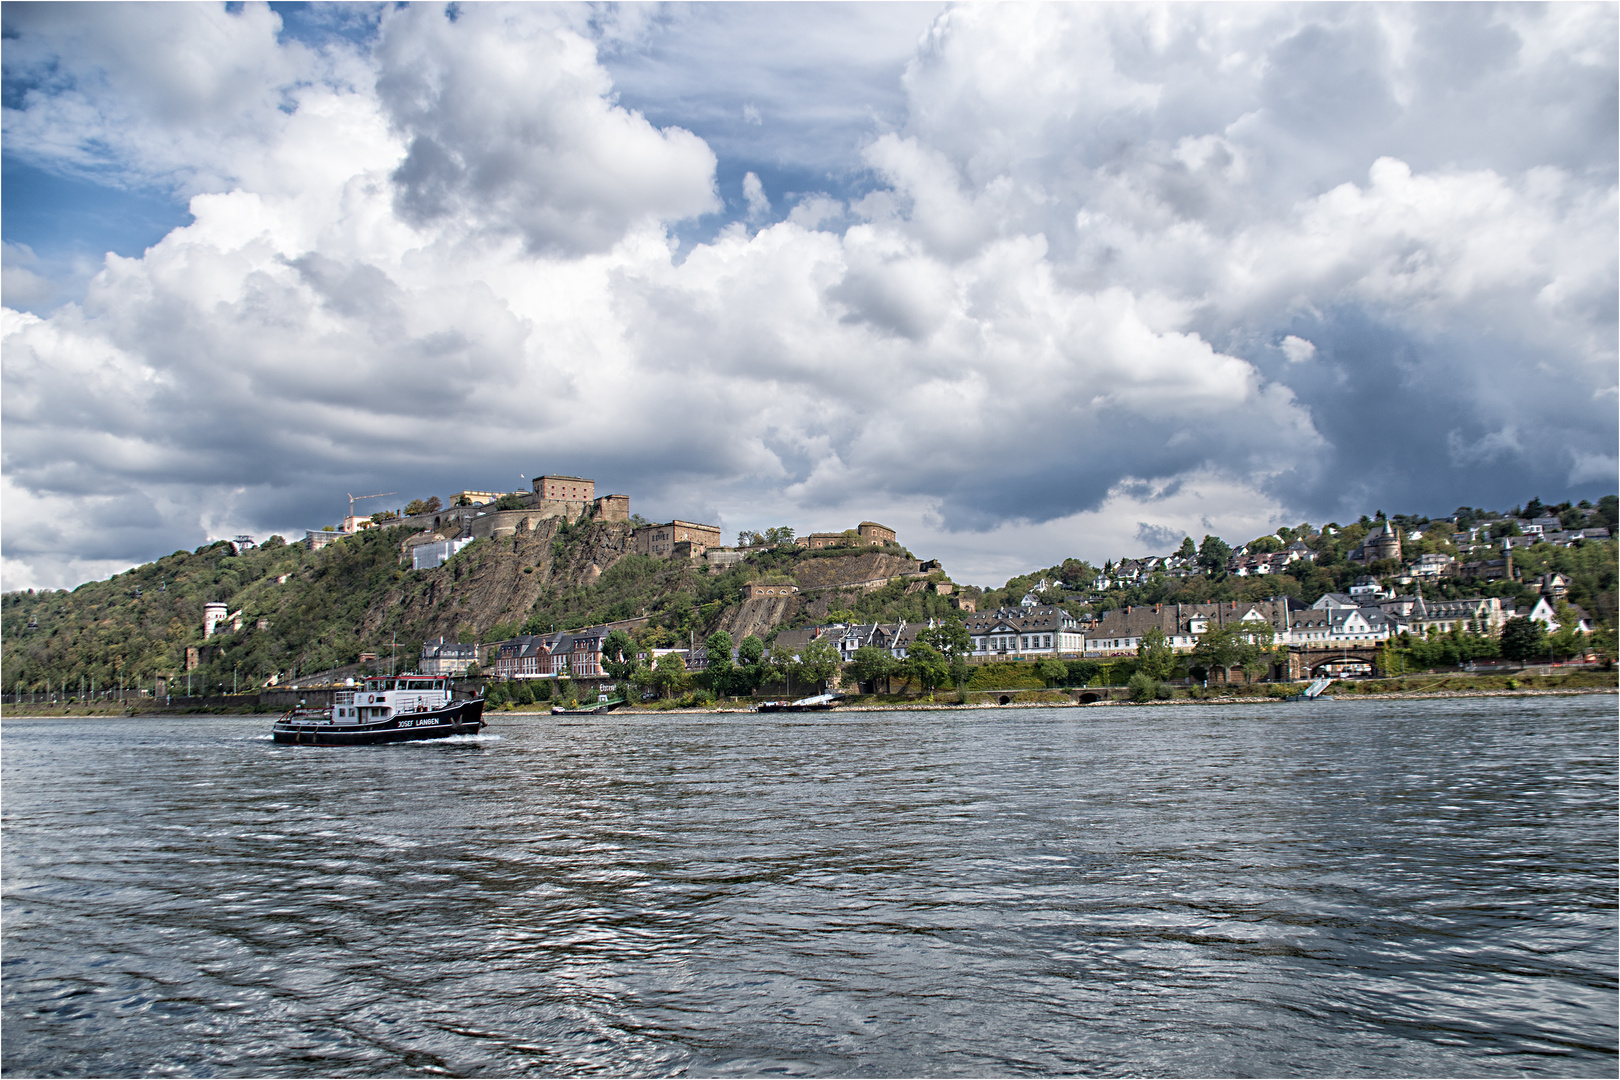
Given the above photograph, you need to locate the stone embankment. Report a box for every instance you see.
[478,685,1618,717]
[791,552,923,592]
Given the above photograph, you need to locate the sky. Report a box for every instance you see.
[2,1,1616,592]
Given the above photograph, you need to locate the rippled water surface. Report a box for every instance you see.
[4,697,1616,1077]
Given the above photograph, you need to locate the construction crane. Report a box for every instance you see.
[347,491,398,519]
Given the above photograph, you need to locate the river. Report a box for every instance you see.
[3,696,1615,1077]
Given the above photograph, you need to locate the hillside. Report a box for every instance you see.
[0,521,954,696]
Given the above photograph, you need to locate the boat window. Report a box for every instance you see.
[408,679,432,690]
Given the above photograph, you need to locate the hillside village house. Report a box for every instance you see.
[833,621,917,662]
[1084,600,1301,658]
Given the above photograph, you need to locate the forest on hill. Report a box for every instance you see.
[0,517,950,696]
[4,495,1615,698]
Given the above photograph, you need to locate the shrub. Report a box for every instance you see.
[1128,671,1157,702]
[967,663,1045,691]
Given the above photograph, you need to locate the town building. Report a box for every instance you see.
[1399,596,1509,636]
[1349,521,1402,564]
[488,626,611,680]
[961,605,1085,659]
[1534,572,1569,599]
[1410,552,1455,578]
[1084,599,1308,657]
[203,602,242,638]
[832,621,917,662]
[1522,597,1594,634]
[420,637,480,676]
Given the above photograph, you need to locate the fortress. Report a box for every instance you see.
[315,470,730,570]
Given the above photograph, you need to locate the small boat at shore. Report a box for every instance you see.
[754,693,845,713]
[1286,676,1335,702]
[272,674,484,745]
[551,696,625,715]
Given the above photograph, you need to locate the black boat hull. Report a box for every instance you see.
[272,698,486,745]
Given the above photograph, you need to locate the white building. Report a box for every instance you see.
[412,536,474,571]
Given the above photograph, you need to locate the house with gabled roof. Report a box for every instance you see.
[958,605,1084,660]
[1083,598,1306,656]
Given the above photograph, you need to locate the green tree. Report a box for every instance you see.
[734,634,766,694]
[799,637,842,693]
[602,629,638,681]
[905,641,949,693]
[1190,621,1272,684]
[1191,624,1239,683]
[652,651,689,699]
[1036,658,1068,686]
[1499,616,1544,664]
[1135,626,1177,681]
[1065,659,1100,685]
[1177,536,1196,560]
[848,645,898,693]
[1197,535,1232,577]
[766,642,800,695]
[1545,603,1585,661]
[1588,624,1616,667]
[704,630,736,693]
[917,617,971,660]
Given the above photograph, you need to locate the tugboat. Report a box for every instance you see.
[273,674,485,745]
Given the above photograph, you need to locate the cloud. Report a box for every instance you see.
[1134,522,1187,551]
[374,4,718,256]
[1279,335,1316,364]
[742,171,770,221]
[1,242,55,310]
[1,2,1615,593]
[1,2,333,194]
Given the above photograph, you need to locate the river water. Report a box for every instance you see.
[3,697,1615,1078]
